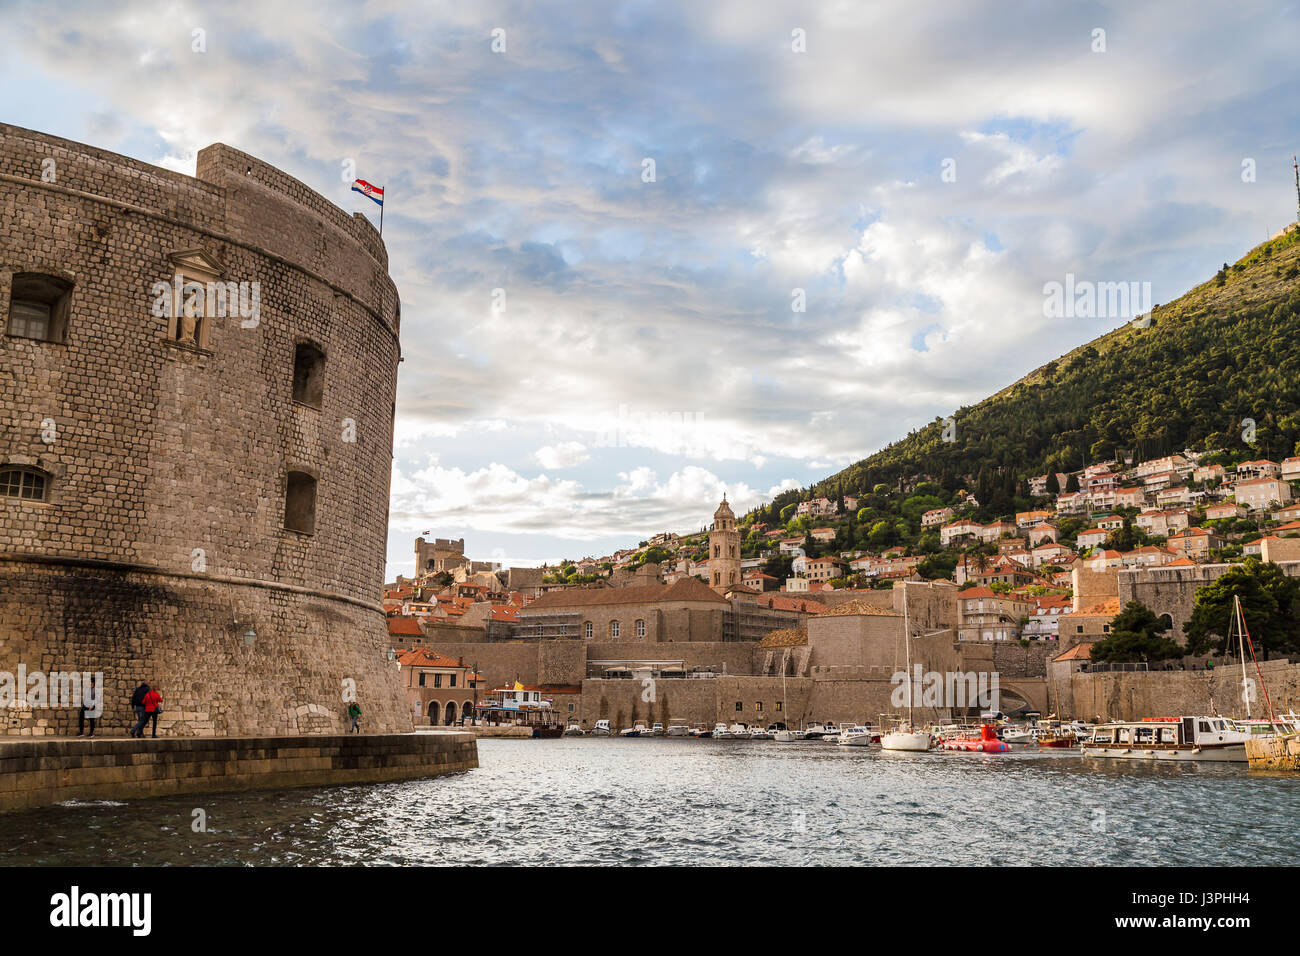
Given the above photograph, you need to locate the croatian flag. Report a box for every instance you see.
[351,178,384,206]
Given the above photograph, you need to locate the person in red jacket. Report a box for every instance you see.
[142,684,162,738]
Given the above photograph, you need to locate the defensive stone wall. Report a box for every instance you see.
[0,125,408,735]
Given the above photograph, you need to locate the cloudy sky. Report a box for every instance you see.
[3,1,1297,578]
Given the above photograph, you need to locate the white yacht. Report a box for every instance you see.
[1001,727,1037,745]
[749,726,773,740]
[563,723,585,736]
[836,725,876,746]
[727,722,749,738]
[592,719,612,737]
[712,722,734,739]
[648,722,666,736]
[773,728,807,742]
[802,723,832,740]
[879,586,932,752]
[666,724,690,737]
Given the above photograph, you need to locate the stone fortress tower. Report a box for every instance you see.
[708,495,741,593]
[0,124,411,735]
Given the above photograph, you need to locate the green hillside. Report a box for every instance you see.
[808,226,1300,510]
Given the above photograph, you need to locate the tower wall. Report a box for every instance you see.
[0,124,410,736]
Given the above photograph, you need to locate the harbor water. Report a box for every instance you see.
[2,737,1297,866]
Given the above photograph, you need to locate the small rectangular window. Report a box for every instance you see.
[7,273,72,343]
[292,343,325,408]
[284,472,318,534]
[735,701,742,711]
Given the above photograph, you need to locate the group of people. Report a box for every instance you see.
[128,681,163,738]
[73,682,365,736]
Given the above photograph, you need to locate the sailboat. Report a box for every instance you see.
[880,582,932,752]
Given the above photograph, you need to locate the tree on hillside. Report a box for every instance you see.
[1183,558,1300,658]
[1105,518,1139,553]
[1088,601,1184,663]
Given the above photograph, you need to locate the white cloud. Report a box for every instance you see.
[533,441,591,469]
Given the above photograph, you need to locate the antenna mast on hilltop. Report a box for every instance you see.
[1294,156,1299,223]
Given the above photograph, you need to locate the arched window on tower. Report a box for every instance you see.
[0,466,50,502]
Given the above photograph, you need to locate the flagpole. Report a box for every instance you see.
[379,190,384,235]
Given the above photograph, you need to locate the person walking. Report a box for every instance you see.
[77,675,99,738]
[129,681,150,737]
[348,701,362,733]
[142,684,162,738]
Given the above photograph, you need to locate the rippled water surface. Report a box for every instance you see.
[2,738,1298,865]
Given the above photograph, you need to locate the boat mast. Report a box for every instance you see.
[903,581,914,728]
[1234,595,1251,719]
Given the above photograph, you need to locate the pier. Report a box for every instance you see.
[0,732,477,812]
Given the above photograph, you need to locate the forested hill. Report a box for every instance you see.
[809,226,1300,506]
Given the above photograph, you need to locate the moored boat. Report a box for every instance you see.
[836,725,876,746]
[592,719,612,737]
[666,724,690,737]
[563,723,585,736]
[939,724,1010,753]
[1082,716,1250,762]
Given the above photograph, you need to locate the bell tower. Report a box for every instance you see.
[708,495,741,593]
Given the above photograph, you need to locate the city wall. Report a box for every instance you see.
[1051,658,1300,721]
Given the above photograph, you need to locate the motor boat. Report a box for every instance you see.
[592,719,612,737]
[773,728,807,742]
[666,724,690,737]
[727,722,749,738]
[1082,716,1252,762]
[648,722,666,736]
[836,725,876,746]
[711,722,734,739]
[801,723,832,740]
[939,724,1010,753]
[620,722,649,737]
[880,728,932,751]
[820,721,841,740]
[749,726,774,739]
[1000,727,1036,745]
[563,723,585,736]
[690,726,714,738]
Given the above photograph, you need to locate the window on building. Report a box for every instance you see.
[776,702,783,712]
[636,619,646,639]
[6,273,72,343]
[284,471,317,534]
[433,673,443,688]
[755,702,763,711]
[418,673,426,687]
[0,467,49,502]
[609,620,620,639]
[584,621,593,640]
[449,674,456,687]
[292,342,326,408]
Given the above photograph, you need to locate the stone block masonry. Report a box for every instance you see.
[0,733,477,812]
[0,125,411,735]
